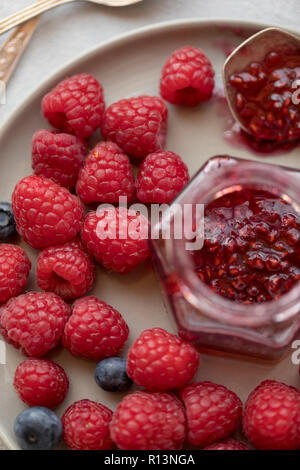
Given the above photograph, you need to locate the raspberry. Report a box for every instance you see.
[36,239,95,300]
[243,380,300,450]
[32,130,87,189]
[0,292,70,357]
[101,95,168,159]
[62,399,113,450]
[110,391,187,450]
[76,141,135,204]
[204,438,250,450]
[0,244,31,304]
[193,187,300,303]
[81,207,149,274]
[180,381,242,447]
[14,358,69,409]
[136,150,190,204]
[42,73,105,139]
[12,175,84,250]
[229,48,300,143]
[127,328,199,391]
[160,46,215,106]
[62,296,129,360]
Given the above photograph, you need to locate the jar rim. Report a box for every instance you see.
[161,156,300,329]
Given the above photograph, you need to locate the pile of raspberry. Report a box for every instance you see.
[2,45,300,453]
[2,46,214,303]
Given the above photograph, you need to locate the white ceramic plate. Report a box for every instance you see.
[1,19,300,450]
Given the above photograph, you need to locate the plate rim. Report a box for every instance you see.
[0,17,294,142]
[0,16,297,451]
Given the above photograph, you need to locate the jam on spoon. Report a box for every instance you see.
[229,47,300,144]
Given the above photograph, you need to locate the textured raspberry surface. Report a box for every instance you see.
[136,150,190,204]
[101,95,168,159]
[42,73,105,139]
[76,141,135,204]
[160,46,215,106]
[0,244,31,304]
[81,207,149,274]
[127,328,199,391]
[62,399,113,450]
[14,358,69,409]
[36,239,95,300]
[62,296,129,360]
[180,381,242,447]
[110,391,187,450]
[12,175,84,250]
[204,438,250,450]
[32,130,87,189]
[0,292,70,357]
[243,380,300,450]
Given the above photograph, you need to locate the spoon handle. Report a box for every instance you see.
[0,17,40,85]
[0,0,74,36]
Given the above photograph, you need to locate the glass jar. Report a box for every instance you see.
[150,156,300,360]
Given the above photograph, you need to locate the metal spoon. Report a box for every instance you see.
[223,27,300,137]
[0,0,143,36]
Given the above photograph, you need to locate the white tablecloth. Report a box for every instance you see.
[0,0,299,449]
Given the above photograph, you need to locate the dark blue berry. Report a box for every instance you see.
[14,407,62,450]
[94,357,132,392]
[0,202,16,240]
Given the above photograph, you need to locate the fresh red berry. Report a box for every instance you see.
[62,296,129,360]
[36,239,95,300]
[76,141,135,204]
[42,73,105,139]
[136,150,189,204]
[101,95,168,159]
[229,48,300,143]
[81,207,149,274]
[110,391,187,450]
[0,244,31,304]
[12,175,84,250]
[14,358,69,409]
[62,399,113,450]
[127,328,199,391]
[180,381,242,447]
[32,130,87,189]
[0,306,18,348]
[160,46,215,106]
[204,438,250,450]
[0,292,70,357]
[193,187,300,303]
[243,380,300,450]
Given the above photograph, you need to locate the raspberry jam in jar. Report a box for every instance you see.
[150,156,300,359]
[193,188,300,304]
[229,46,300,144]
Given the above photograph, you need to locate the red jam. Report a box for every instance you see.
[229,47,300,143]
[192,188,300,303]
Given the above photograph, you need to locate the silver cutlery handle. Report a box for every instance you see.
[0,17,40,85]
[0,0,73,36]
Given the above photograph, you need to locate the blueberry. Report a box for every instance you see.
[14,407,62,450]
[0,202,16,240]
[94,357,133,392]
